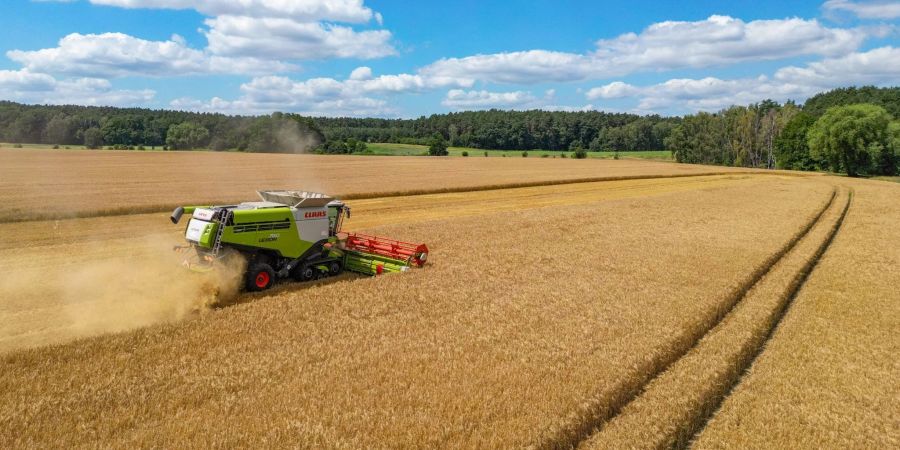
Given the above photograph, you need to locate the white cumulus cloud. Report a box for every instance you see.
[86,0,376,23]
[422,50,592,85]
[590,46,900,113]
[349,66,373,80]
[422,15,870,85]
[772,45,900,86]
[585,81,639,100]
[202,15,394,60]
[172,69,474,116]
[442,89,539,109]
[0,69,155,106]
[72,0,396,62]
[823,0,900,19]
[7,32,295,78]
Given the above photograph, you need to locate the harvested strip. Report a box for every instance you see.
[345,174,761,228]
[529,184,836,450]
[578,187,850,449]
[693,180,900,449]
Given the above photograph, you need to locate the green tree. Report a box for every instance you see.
[9,111,44,143]
[324,140,348,154]
[82,127,103,149]
[775,112,817,170]
[101,115,144,146]
[42,115,74,145]
[427,134,448,156]
[882,121,900,175]
[665,112,726,164]
[807,104,896,176]
[166,122,210,150]
[346,137,359,153]
[804,86,900,118]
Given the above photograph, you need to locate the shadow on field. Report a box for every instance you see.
[213,272,364,309]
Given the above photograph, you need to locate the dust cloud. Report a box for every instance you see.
[0,235,246,353]
[274,121,322,154]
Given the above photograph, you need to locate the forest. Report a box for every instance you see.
[669,86,899,176]
[315,110,676,151]
[0,102,675,152]
[0,86,896,175]
[0,104,325,152]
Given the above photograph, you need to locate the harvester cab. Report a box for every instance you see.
[170,190,428,291]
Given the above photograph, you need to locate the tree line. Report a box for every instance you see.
[0,86,896,176]
[317,110,677,151]
[0,102,324,152]
[666,87,899,176]
[0,101,676,153]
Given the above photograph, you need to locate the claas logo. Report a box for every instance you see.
[304,211,327,219]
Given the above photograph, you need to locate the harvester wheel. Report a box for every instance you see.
[246,263,275,292]
[295,265,315,282]
[328,262,342,276]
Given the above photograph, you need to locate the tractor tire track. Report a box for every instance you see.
[571,187,852,449]
[530,186,839,450]
[683,188,854,448]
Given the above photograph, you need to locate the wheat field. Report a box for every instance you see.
[0,148,766,222]
[0,151,896,448]
[1,175,842,447]
[580,186,851,448]
[692,179,900,449]
[0,174,764,353]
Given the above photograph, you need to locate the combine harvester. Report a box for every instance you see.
[170,190,428,291]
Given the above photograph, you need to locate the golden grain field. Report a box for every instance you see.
[1,175,839,447]
[0,174,764,353]
[580,186,851,449]
[0,148,767,222]
[692,179,900,449]
[0,151,896,448]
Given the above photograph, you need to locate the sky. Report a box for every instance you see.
[0,0,898,117]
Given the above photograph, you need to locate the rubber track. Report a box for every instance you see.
[531,187,838,450]
[0,170,811,224]
[682,189,853,448]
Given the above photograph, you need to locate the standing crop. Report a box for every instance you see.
[0,178,833,448]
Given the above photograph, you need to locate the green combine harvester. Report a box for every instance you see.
[170,190,429,291]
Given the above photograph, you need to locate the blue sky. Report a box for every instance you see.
[0,0,898,117]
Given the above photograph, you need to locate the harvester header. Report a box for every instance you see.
[171,190,428,291]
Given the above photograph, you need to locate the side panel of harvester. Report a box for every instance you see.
[222,207,309,258]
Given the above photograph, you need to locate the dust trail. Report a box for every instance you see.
[274,120,321,154]
[0,235,245,353]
